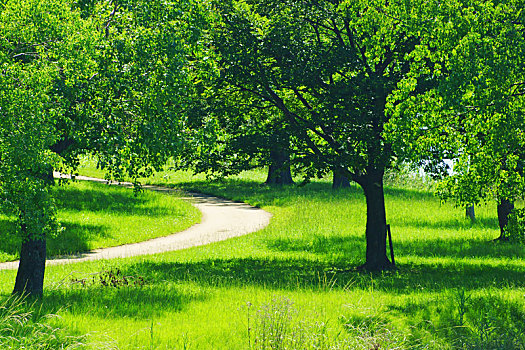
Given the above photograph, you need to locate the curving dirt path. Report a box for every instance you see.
[0,174,272,270]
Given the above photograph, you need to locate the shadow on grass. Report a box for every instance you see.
[41,285,207,319]
[266,233,525,261]
[172,179,364,208]
[399,216,499,230]
[175,176,436,196]
[0,219,110,260]
[53,185,173,217]
[0,181,186,261]
[47,221,112,256]
[173,178,442,212]
[116,254,525,295]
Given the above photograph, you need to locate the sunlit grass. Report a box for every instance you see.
[0,180,200,262]
[0,160,523,349]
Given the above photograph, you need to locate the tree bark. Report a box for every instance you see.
[465,205,475,222]
[13,233,46,296]
[359,170,393,270]
[332,169,350,189]
[265,149,294,185]
[497,198,514,240]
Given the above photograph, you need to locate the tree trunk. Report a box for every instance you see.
[13,233,46,296]
[465,205,475,222]
[359,170,393,270]
[332,169,350,189]
[497,198,514,240]
[265,149,294,185]
[13,167,53,297]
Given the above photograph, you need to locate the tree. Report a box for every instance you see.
[206,0,446,269]
[0,0,198,295]
[387,0,525,239]
[0,0,100,295]
[180,86,297,184]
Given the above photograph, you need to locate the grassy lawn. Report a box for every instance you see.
[0,163,524,349]
[0,180,200,262]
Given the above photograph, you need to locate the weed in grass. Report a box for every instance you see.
[340,303,411,350]
[453,288,471,326]
[464,292,525,349]
[247,296,335,350]
[70,268,145,288]
[316,271,338,292]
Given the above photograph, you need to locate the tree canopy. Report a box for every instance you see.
[387,0,525,236]
[0,0,202,295]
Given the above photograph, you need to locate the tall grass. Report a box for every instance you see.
[0,295,88,349]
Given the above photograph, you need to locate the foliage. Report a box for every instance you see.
[0,0,203,234]
[207,0,430,178]
[386,0,525,207]
[0,0,204,293]
[503,208,525,244]
[0,0,93,241]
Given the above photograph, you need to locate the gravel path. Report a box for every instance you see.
[0,174,272,270]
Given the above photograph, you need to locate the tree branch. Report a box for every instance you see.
[343,19,373,76]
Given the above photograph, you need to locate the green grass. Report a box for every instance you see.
[0,162,524,349]
[0,294,87,349]
[0,180,200,262]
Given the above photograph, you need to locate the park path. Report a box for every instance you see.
[0,174,272,270]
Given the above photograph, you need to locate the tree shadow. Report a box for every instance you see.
[384,186,437,201]
[265,233,525,262]
[398,217,499,230]
[116,255,525,295]
[174,178,364,208]
[395,237,525,260]
[53,185,173,217]
[266,235,364,257]
[47,221,112,256]
[40,284,208,319]
[0,219,111,259]
[173,177,441,211]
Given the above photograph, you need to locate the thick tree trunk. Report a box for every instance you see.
[332,169,350,189]
[265,149,294,185]
[465,205,475,222]
[497,198,514,240]
[13,234,46,296]
[359,170,393,270]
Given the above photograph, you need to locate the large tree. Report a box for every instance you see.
[205,0,446,269]
[0,0,99,295]
[0,0,198,295]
